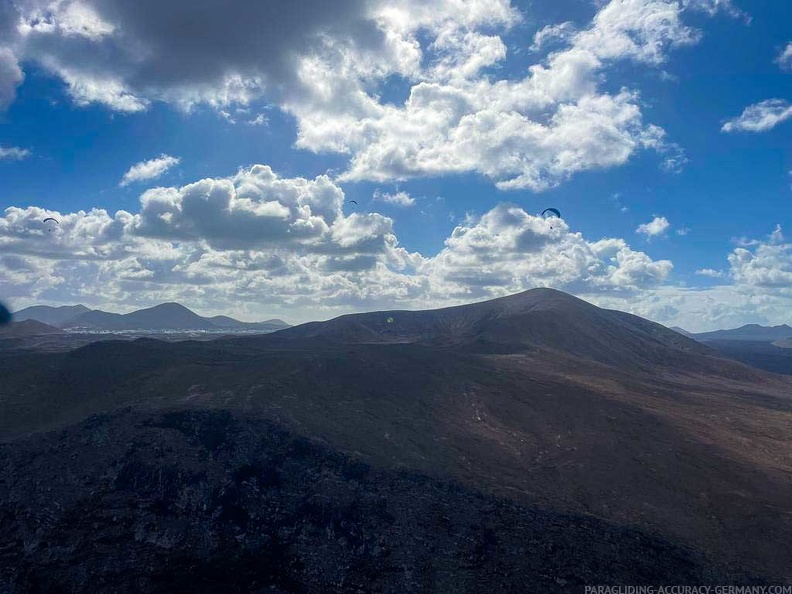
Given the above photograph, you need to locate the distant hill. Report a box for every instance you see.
[61,302,290,333]
[0,319,64,337]
[13,304,91,326]
[208,315,291,332]
[669,326,693,337]
[692,324,792,342]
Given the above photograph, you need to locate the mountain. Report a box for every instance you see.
[275,288,736,374]
[669,325,693,337]
[13,304,91,326]
[0,319,64,337]
[1,288,791,583]
[61,302,291,333]
[208,315,291,332]
[692,323,792,342]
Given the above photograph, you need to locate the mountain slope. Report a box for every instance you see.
[209,315,291,331]
[275,288,734,372]
[0,320,64,337]
[693,324,792,342]
[0,410,761,593]
[13,304,90,326]
[1,288,791,580]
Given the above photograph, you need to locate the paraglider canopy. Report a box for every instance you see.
[43,217,60,233]
[541,208,561,229]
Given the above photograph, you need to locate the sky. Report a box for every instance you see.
[0,0,790,331]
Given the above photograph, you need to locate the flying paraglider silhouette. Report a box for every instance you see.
[541,208,561,229]
[43,217,60,233]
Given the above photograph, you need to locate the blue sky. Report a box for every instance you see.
[0,0,790,330]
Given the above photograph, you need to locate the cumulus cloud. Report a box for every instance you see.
[373,189,416,206]
[0,164,678,321]
[529,21,576,53]
[695,268,724,278]
[120,155,180,187]
[0,47,24,110]
[636,216,670,238]
[293,0,713,190]
[721,99,792,133]
[1,0,733,190]
[776,43,792,71]
[728,225,792,288]
[423,205,673,298]
[9,0,378,112]
[0,145,31,160]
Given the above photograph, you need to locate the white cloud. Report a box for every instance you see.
[373,189,416,206]
[0,47,24,110]
[695,268,724,278]
[248,113,269,126]
[291,0,715,190]
[776,43,792,71]
[676,227,690,236]
[529,21,576,53]
[120,155,181,187]
[1,0,729,190]
[4,168,792,331]
[0,164,676,322]
[728,225,792,288]
[636,216,670,238]
[0,145,30,160]
[721,99,792,133]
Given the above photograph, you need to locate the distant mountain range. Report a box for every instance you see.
[12,303,290,333]
[690,323,792,342]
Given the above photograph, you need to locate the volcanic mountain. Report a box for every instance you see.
[274,288,746,375]
[0,319,64,337]
[12,304,91,326]
[43,302,292,332]
[692,323,792,342]
[1,288,791,587]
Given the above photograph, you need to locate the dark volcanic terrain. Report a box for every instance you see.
[1,410,760,593]
[1,288,791,589]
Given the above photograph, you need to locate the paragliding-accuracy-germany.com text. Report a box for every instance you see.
[584,586,792,594]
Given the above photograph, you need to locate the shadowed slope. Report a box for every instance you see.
[0,410,763,593]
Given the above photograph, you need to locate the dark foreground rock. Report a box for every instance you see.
[0,409,764,593]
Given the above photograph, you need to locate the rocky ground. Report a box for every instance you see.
[0,409,763,593]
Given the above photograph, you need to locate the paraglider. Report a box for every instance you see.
[346,200,358,207]
[541,208,560,219]
[43,217,59,233]
[541,208,561,229]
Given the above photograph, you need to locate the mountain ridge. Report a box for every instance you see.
[692,323,792,342]
[272,288,736,373]
[15,302,290,333]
